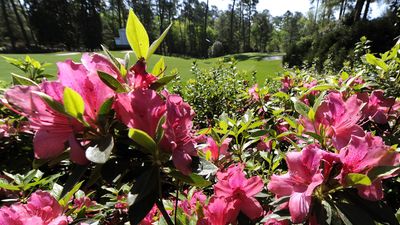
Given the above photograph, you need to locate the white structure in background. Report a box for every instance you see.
[115,28,129,47]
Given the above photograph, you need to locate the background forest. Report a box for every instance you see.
[0,0,399,70]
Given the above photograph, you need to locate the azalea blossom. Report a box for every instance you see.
[82,53,158,90]
[114,89,166,138]
[162,93,197,175]
[0,190,69,225]
[357,90,397,124]
[300,92,364,150]
[202,137,232,161]
[214,164,264,220]
[249,84,260,101]
[5,54,117,165]
[5,84,87,164]
[179,190,207,216]
[339,133,400,200]
[267,145,339,223]
[199,197,238,225]
[139,204,158,225]
[280,75,293,93]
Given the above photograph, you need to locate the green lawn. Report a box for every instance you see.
[0,51,283,85]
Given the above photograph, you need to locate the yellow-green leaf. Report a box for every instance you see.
[151,57,165,77]
[128,128,156,155]
[147,23,172,59]
[126,9,149,59]
[63,87,85,119]
[346,173,372,186]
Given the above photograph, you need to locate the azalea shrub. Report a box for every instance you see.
[0,9,400,225]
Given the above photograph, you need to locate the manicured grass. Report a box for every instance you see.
[0,51,283,85]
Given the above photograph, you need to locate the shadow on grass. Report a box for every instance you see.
[222,53,283,62]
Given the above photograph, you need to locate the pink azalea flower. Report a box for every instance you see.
[162,93,197,175]
[129,60,158,89]
[179,190,207,215]
[199,197,238,225]
[5,54,116,165]
[280,75,293,92]
[249,84,260,101]
[82,53,158,90]
[56,57,114,123]
[300,92,364,150]
[114,89,166,138]
[214,164,264,220]
[139,204,158,225]
[357,90,396,124]
[257,136,272,152]
[267,145,339,223]
[5,84,87,165]
[303,80,318,95]
[73,196,95,210]
[203,137,232,161]
[264,218,289,225]
[339,133,400,200]
[0,190,69,225]
[81,53,125,83]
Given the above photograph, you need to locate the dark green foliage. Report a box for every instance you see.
[283,14,400,71]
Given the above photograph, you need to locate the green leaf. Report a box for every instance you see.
[155,115,166,144]
[129,167,159,225]
[365,54,388,72]
[63,87,85,120]
[336,191,400,225]
[345,173,372,186]
[126,9,149,60]
[270,196,290,206]
[291,97,310,118]
[98,71,126,93]
[85,135,115,164]
[11,73,38,86]
[32,91,67,115]
[0,180,20,191]
[60,164,89,198]
[59,181,84,207]
[335,201,376,225]
[128,128,157,155]
[98,97,114,117]
[195,158,218,177]
[169,170,211,188]
[367,165,400,182]
[283,116,297,129]
[147,23,172,59]
[313,91,326,112]
[308,108,316,121]
[151,57,166,77]
[101,45,126,77]
[149,74,176,90]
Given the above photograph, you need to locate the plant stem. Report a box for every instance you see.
[174,184,179,224]
[156,199,174,225]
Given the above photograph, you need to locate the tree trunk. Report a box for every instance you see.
[1,0,16,50]
[353,0,365,22]
[203,0,209,57]
[18,0,37,44]
[229,0,236,52]
[339,0,345,19]
[314,0,320,23]
[10,0,30,47]
[363,0,371,20]
[116,0,123,28]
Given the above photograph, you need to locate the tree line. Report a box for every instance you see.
[0,0,398,61]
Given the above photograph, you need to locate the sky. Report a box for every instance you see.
[202,0,386,18]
